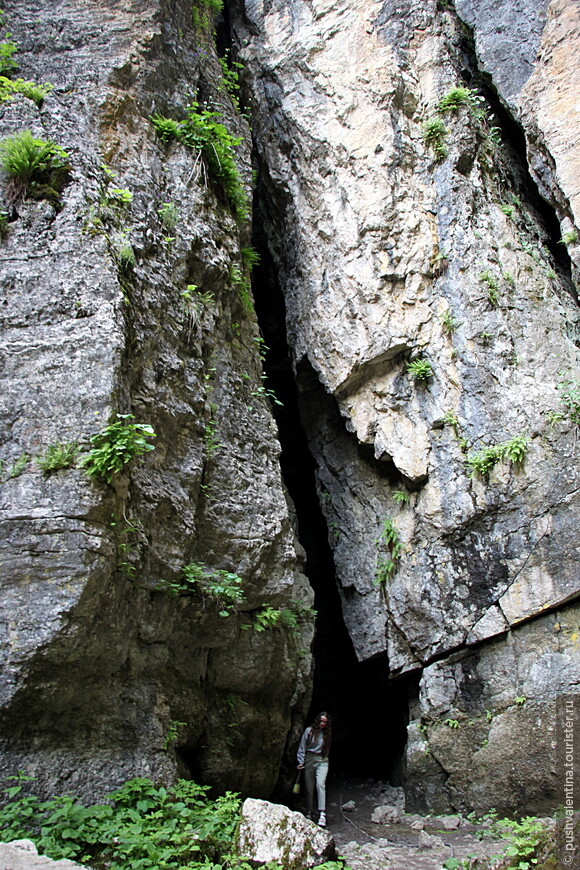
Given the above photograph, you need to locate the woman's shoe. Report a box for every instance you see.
[318,812,327,827]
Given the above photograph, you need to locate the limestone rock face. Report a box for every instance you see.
[232,0,580,811]
[0,840,85,870]
[0,0,313,800]
[237,797,337,867]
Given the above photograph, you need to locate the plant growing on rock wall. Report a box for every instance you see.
[374,517,402,586]
[406,358,433,382]
[479,269,500,307]
[441,308,460,335]
[0,129,70,202]
[151,102,248,222]
[36,441,79,473]
[157,562,246,616]
[556,375,580,426]
[82,415,156,483]
[437,86,483,115]
[421,117,447,162]
[465,435,528,478]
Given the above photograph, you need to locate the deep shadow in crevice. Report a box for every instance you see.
[250,192,414,786]
[453,10,578,306]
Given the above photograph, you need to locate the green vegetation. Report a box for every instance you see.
[0,773,243,870]
[374,517,403,586]
[162,720,187,751]
[0,12,52,105]
[0,77,53,105]
[158,200,178,228]
[442,410,460,434]
[157,562,245,616]
[465,435,528,478]
[560,229,578,246]
[249,601,316,634]
[36,441,78,474]
[0,129,69,200]
[204,405,223,458]
[230,264,253,313]
[421,117,447,161]
[500,204,514,219]
[514,695,527,706]
[556,375,580,426]
[479,269,500,306]
[406,358,433,382]
[111,230,135,267]
[444,718,460,729]
[81,415,156,483]
[219,49,244,112]
[151,102,248,222]
[441,308,460,335]
[6,452,29,479]
[392,489,409,505]
[240,245,260,269]
[436,86,483,115]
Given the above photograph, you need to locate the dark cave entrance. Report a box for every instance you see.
[250,205,417,787]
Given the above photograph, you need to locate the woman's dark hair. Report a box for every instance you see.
[307,711,332,756]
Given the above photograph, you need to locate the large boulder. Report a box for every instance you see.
[236,798,337,868]
[0,840,86,870]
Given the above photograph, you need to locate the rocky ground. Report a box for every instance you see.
[295,775,519,870]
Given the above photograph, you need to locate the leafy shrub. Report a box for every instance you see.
[249,600,316,634]
[441,308,459,335]
[241,245,260,269]
[0,773,244,869]
[560,229,578,246]
[0,35,17,76]
[37,442,78,473]
[407,358,433,382]
[81,414,156,483]
[157,200,178,228]
[501,435,528,463]
[151,103,248,221]
[466,445,501,477]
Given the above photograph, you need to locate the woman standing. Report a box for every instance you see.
[297,711,331,827]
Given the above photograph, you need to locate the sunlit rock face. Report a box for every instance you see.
[0,0,313,801]
[232,0,580,812]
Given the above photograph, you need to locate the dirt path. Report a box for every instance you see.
[296,776,510,870]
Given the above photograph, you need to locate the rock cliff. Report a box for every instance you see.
[0,0,578,817]
[231,0,580,813]
[0,0,313,801]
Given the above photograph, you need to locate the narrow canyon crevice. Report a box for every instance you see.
[250,192,417,788]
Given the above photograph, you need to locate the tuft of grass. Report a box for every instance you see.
[37,442,79,474]
[436,86,483,114]
[0,129,69,191]
[560,229,578,246]
[407,358,433,382]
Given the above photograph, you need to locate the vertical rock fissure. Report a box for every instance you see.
[448,3,579,307]
[249,186,415,782]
